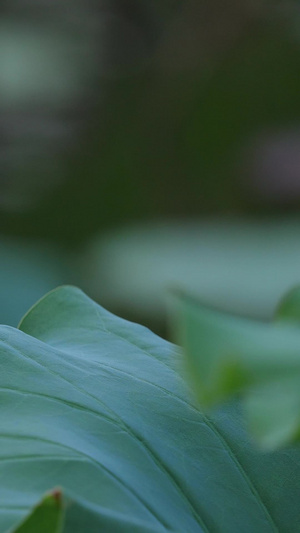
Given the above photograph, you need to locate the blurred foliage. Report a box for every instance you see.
[1,1,300,329]
[176,286,300,449]
[80,218,300,337]
[1,3,300,241]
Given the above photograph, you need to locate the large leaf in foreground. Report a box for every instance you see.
[176,288,300,450]
[0,286,299,531]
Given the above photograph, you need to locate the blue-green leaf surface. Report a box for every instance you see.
[1,286,300,531]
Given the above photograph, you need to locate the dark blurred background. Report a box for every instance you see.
[2,0,300,335]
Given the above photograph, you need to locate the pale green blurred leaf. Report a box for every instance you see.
[82,219,300,322]
[176,288,300,449]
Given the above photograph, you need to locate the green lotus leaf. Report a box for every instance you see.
[0,286,299,531]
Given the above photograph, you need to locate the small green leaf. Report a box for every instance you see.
[10,489,64,533]
[275,286,300,324]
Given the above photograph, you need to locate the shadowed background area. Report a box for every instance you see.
[1,0,300,335]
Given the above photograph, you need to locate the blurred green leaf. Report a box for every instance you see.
[275,286,300,324]
[82,219,300,325]
[176,287,300,449]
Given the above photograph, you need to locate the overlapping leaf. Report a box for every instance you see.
[11,490,63,533]
[0,286,299,531]
[176,288,300,450]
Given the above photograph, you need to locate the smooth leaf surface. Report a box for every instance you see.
[176,289,300,449]
[1,286,300,531]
